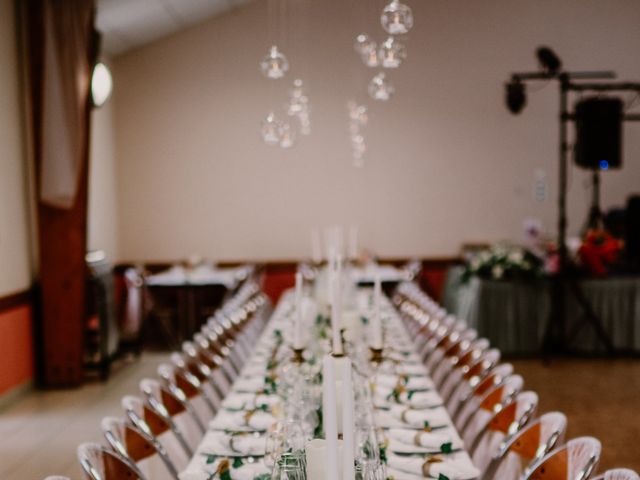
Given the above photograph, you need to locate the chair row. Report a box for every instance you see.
[393,281,638,480]
[64,277,272,480]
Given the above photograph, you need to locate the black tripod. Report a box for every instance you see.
[506,63,640,356]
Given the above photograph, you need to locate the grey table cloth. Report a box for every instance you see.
[442,266,640,355]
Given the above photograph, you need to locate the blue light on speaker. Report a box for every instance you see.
[599,160,609,170]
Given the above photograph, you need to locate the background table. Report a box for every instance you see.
[442,266,640,355]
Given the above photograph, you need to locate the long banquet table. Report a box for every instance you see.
[180,287,480,480]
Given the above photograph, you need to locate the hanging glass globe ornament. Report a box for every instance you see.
[298,111,311,135]
[368,72,394,101]
[354,33,376,55]
[279,122,296,148]
[260,45,289,79]
[288,79,309,116]
[379,36,406,68]
[381,0,414,35]
[261,112,283,145]
[362,46,380,68]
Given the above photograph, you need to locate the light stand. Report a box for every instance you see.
[505,53,640,356]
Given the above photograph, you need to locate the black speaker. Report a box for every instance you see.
[574,97,623,170]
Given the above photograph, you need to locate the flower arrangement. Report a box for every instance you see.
[461,245,545,282]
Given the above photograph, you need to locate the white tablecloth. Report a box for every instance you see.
[180,289,479,479]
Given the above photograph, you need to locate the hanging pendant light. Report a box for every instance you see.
[378,36,406,68]
[260,45,289,79]
[368,72,394,101]
[381,0,414,35]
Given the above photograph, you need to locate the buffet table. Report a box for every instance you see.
[146,265,251,343]
[442,266,640,355]
[180,288,479,479]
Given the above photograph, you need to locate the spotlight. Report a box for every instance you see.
[505,78,526,114]
[536,46,562,75]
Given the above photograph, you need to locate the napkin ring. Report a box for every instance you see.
[400,408,410,423]
[229,436,240,453]
[244,409,256,425]
[421,456,443,476]
[413,431,423,446]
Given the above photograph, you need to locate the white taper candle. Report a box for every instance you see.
[322,355,340,480]
[370,267,383,349]
[341,358,355,479]
[294,271,304,349]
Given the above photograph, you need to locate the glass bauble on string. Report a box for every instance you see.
[262,112,283,145]
[287,79,309,116]
[348,102,368,126]
[362,46,380,68]
[381,0,414,35]
[279,122,296,148]
[368,72,394,101]
[260,45,289,79]
[354,33,376,55]
[379,36,406,68]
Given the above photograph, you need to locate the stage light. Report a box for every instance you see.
[505,78,526,114]
[536,46,562,75]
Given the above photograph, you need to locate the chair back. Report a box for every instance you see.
[461,373,524,447]
[101,416,179,480]
[445,348,501,413]
[77,442,146,480]
[121,396,190,471]
[454,362,514,429]
[469,391,539,472]
[484,411,567,480]
[158,363,216,423]
[139,378,204,452]
[592,470,640,480]
[525,437,601,480]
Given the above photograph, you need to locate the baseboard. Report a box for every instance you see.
[0,380,33,411]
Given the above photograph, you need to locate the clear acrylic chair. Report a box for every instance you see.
[469,391,539,473]
[121,395,190,472]
[483,411,567,480]
[139,378,204,453]
[77,442,146,480]
[444,348,501,414]
[101,416,179,480]
[437,338,492,401]
[182,340,234,394]
[157,362,216,424]
[44,477,71,480]
[425,326,477,374]
[460,373,524,448]
[524,437,602,480]
[592,469,640,480]
[454,362,514,429]
[169,351,225,409]
[432,336,489,389]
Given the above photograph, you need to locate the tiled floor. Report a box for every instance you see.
[0,353,169,480]
[0,355,639,478]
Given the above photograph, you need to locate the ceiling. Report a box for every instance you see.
[96,0,251,56]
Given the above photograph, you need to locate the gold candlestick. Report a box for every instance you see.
[369,346,384,364]
[292,347,305,364]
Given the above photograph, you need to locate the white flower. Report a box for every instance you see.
[492,265,504,279]
[508,249,524,265]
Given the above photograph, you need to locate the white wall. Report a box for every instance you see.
[0,0,32,294]
[112,0,640,262]
[88,78,120,262]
